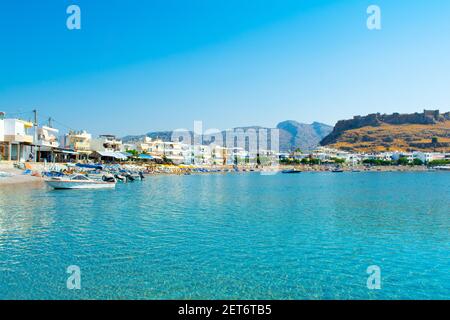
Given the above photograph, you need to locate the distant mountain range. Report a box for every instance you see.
[122,110,450,153]
[122,121,333,152]
[277,121,333,152]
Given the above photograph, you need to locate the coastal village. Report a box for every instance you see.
[0,109,449,187]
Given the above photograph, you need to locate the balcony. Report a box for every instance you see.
[4,134,33,144]
[38,140,60,148]
[74,142,91,151]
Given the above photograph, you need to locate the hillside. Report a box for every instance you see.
[277,121,332,152]
[321,110,450,152]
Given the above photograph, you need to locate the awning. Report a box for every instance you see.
[43,147,79,155]
[61,150,79,155]
[138,154,154,160]
[95,151,128,160]
[122,152,135,157]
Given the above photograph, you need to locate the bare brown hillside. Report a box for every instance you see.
[324,121,450,152]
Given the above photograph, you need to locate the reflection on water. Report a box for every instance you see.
[0,172,449,299]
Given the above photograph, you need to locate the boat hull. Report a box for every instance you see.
[45,180,116,189]
[282,170,302,174]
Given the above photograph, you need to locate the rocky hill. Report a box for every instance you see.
[123,121,332,152]
[321,110,450,152]
[277,121,333,152]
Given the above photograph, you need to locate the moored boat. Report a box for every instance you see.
[45,174,116,189]
[282,169,302,174]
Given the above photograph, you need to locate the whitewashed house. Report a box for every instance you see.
[90,134,126,161]
[2,118,34,161]
[412,152,445,164]
[36,126,61,162]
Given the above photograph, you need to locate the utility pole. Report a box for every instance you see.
[33,109,38,162]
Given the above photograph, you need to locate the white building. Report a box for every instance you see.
[391,152,414,162]
[90,135,123,152]
[210,145,230,165]
[36,125,62,162]
[161,141,185,164]
[136,137,191,164]
[123,143,137,152]
[412,152,445,163]
[0,113,5,160]
[193,144,212,164]
[229,147,249,164]
[1,118,34,161]
[37,126,60,149]
[312,146,359,164]
[89,134,126,161]
[136,137,164,155]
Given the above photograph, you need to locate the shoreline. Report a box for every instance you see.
[0,161,444,188]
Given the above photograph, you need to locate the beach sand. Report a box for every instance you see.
[0,162,43,187]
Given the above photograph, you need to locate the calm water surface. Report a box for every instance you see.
[0,172,449,299]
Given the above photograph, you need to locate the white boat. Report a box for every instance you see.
[45,174,116,189]
[434,166,450,171]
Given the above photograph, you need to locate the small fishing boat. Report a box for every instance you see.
[114,174,127,182]
[331,168,344,173]
[282,169,302,174]
[45,174,116,189]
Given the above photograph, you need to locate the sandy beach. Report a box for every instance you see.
[0,162,43,186]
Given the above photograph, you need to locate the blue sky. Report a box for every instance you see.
[0,0,449,136]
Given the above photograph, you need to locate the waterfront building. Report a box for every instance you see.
[210,145,228,165]
[258,149,280,166]
[123,143,137,152]
[391,152,414,162]
[312,146,359,164]
[412,152,446,163]
[229,147,249,164]
[136,137,165,156]
[135,136,154,153]
[1,117,34,161]
[0,112,5,160]
[90,134,126,161]
[193,144,212,165]
[64,130,93,160]
[36,126,60,162]
[162,141,185,164]
[90,134,124,152]
[136,137,188,164]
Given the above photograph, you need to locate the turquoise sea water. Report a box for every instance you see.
[0,172,449,299]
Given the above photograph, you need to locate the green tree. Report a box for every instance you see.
[127,149,139,156]
[331,157,345,164]
[397,157,410,166]
[428,159,450,166]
